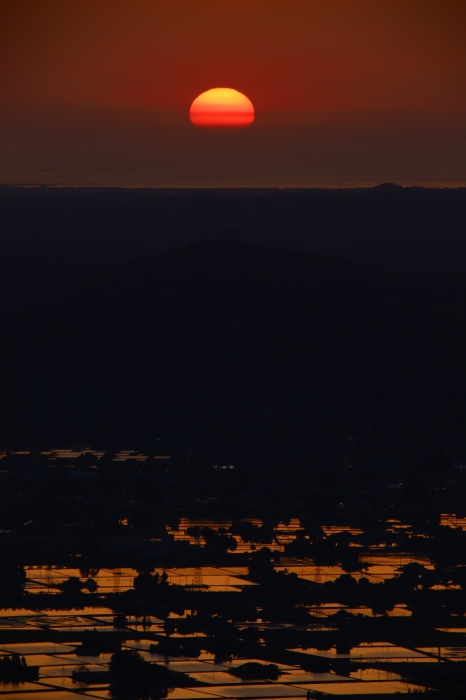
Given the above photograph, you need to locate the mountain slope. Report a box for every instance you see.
[1,240,465,455]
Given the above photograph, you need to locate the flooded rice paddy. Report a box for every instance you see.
[0,606,440,697]
[24,567,256,594]
[24,552,433,597]
[0,596,439,699]
[0,635,426,698]
[2,512,465,697]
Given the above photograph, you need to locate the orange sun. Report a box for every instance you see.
[190,88,254,128]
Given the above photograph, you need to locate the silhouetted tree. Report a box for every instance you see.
[229,662,280,680]
[0,653,38,683]
[109,650,175,700]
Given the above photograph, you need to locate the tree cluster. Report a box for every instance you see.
[0,654,38,684]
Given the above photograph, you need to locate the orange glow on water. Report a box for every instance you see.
[190,88,254,128]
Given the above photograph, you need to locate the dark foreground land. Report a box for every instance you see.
[1,185,466,697]
[1,185,466,466]
[2,450,466,698]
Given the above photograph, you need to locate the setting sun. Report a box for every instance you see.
[189,88,255,128]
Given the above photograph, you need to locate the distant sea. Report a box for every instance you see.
[2,156,464,189]
[2,165,465,189]
[2,120,465,189]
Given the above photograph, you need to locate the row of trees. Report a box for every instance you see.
[0,653,38,684]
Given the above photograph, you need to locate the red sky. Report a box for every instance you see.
[1,0,465,186]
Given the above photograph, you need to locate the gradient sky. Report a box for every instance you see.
[1,0,465,187]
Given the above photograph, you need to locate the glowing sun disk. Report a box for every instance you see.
[190,87,254,128]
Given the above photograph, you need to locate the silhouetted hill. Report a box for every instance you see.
[1,186,466,272]
[5,239,428,341]
[0,246,103,313]
[1,239,466,463]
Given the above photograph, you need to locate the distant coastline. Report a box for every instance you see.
[1,183,465,191]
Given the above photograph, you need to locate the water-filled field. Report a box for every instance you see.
[0,609,430,697]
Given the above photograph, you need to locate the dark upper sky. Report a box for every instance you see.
[1,0,465,187]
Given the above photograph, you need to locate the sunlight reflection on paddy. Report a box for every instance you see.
[122,639,164,650]
[8,653,77,667]
[294,681,424,694]
[191,685,308,697]
[165,691,228,700]
[0,682,68,694]
[279,670,352,683]
[1,642,76,655]
[38,676,109,691]
[416,646,466,661]
[166,518,305,554]
[24,567,138,594]
[25,565,257,595]
[188,672,247,685]
[21,694,101,700]
[55,652,114,664]
[1,507,459,700]
[436,627,466,633]
[160,661,231,673]
[289,643,428,660]
[40,662,104,677]
[349,668,403,681]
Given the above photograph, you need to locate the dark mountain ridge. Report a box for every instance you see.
[1,239,466,463]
